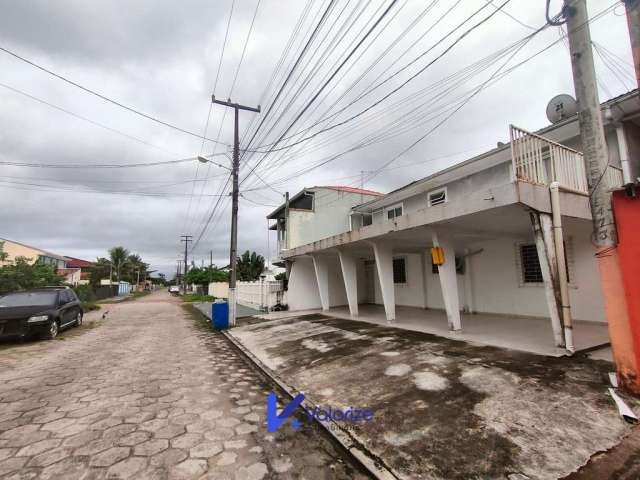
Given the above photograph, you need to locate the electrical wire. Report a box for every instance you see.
[0,45,231,145]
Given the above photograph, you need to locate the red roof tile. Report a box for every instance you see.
[64,257,94,268]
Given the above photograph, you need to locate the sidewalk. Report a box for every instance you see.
[227,313,640,480]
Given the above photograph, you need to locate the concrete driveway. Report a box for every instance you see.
[228,313,640,480]
[0,291,369,479]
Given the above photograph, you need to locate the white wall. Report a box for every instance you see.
[372,253,426,308]
[289,189,380,249]
[288,257,322,310]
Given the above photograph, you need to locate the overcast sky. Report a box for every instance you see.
[0,0,634,277]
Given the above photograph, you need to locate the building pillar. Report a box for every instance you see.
[463,248,475,314]
[371,241,395,322]
[530,212,565,347]
[311,254,330,311]
[432,232,461,331]
[337,250,359,317]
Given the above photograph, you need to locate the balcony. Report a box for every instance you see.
[510,125,623,194]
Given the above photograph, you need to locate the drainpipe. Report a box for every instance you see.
[550,182,574,354]
[615,123,634,189]
[606,107,634,189]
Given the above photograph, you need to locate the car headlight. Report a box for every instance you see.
[27,315,49,323]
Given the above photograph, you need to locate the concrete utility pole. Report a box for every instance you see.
[563,0,639,393]
[211,96,260,327]
[626,0,640,87]
[209,250,213,268]
[180,235,192,295]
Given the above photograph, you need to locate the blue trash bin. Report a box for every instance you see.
[212,301,229,330]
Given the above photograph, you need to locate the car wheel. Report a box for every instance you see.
[45,320,59,340]
[75,312,83,327]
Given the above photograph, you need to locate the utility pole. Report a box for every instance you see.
[211,96,260,326]
[210,250,213,268]
[563,0,639,393]
[626,0,640,87]
[180,235,192,295]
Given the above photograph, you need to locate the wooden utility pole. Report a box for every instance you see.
[564,0,639,393]
[211,96,260,326]
[180,235,192,295]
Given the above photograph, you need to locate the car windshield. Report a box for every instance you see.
[0,291,58,308]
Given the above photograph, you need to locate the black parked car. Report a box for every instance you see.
[0,288,83,340]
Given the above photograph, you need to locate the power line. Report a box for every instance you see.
[0,45,231,145]
[0,81,187,159]
[0,154,226,169]
[245,0,506,157]
[240,0,402,185]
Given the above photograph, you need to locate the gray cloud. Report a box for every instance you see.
[0,0,633,276]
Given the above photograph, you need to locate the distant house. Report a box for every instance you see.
[60,257,94,286]
[267,186,384,262]
[0,238,67,269]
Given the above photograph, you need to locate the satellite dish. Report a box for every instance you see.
[546,94,578,123]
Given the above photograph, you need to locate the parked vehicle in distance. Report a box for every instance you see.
[0,288,83,340]
[168,285,180,295]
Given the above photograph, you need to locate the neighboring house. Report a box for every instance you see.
[60,257,94,286]
[0,238,67,269]
[267,186,384,260]
[271,90,640,355]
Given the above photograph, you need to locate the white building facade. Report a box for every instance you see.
[269,91,640,355]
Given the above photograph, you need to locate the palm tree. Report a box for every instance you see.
[109,247,129,283]
[127,253,148,285]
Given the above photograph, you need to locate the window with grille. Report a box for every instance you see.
[393,258,406,284]
[386,204,403,220]
[520,244,543,283]
[431,256,465,275]
[428,188,447,207]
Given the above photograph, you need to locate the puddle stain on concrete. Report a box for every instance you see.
[230,314,629,480]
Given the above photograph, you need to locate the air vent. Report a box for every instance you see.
[428,188,447,207]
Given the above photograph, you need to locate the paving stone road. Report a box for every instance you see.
[0,291,369,480]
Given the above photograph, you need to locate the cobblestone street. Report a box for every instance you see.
[0,291,369,480]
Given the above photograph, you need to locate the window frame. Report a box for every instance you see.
[518,243,544,285]
[427,187,447,207]
[385,203,404,221]
[392,256,407,285]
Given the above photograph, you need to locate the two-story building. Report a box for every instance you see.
[0,237,68,269]
[268,89,639,356]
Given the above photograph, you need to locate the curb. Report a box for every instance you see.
[221,329,400,480]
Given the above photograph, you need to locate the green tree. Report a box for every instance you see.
[0,257,64,294]
[185,266,229,288]
[108,247,129,283]
[125,253,148,284]
[89,257,112,287]
[0,241,8,263]
[236,251,265,281]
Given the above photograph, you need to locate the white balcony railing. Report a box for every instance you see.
[510,125,588,194]
[603,165,624,190]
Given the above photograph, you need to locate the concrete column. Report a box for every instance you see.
[371,241,395,322]
[531,212,565,347]
[432,232,461,331]
[337,250,359,317]
[463,248,475,314]
[311,254,330,311]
